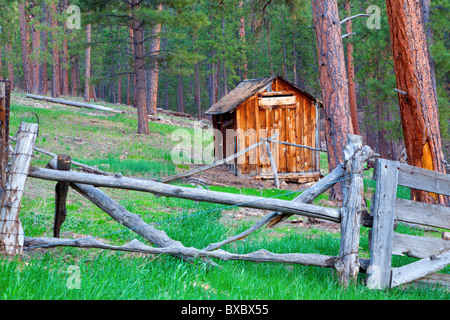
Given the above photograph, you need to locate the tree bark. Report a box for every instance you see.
[18,2,32,93]
[292,19,298,85]
[221,15,228,96]
[71,56,80,96]
[238,1,248,79]
[50,2,60,98]
[5,43,15,90]
[177,73,184,114]
[266,20,273,76]
[38,4,48,96]
[311,0,353,200]
[60,0,70,96]
[281,6,287,79]
[84,24,92,102]
[130,0,150,135]
[146,3,162,115]
[421,0,437,98]
[31,20,40,94]
[385,0,446,204]
[345,0,360,135]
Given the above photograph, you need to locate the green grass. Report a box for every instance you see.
[1,94,448,300]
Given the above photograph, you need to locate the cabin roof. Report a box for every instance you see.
[205,75,321,115]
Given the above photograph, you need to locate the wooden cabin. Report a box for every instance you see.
[205,75,322,183]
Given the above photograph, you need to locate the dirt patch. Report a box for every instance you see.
[183,164,315,191]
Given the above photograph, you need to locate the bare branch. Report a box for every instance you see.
[340,13,371,25]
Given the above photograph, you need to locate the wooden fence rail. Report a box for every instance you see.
[367,158,450,290]
[1,118,448,290]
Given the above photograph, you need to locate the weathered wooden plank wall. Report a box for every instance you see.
[218,78,318,177]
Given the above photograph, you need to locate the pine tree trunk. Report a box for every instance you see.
[177,73,184,114]
[51,2,60,98]
[18,3,32,93]
[131,0,150,135]
[195,62,201,120]
[129,26,136,106]
[421,0,437,97]
[61,38,70,96]
[221,16,228,95]
[385,0,446,204]
[292,20,298,85]
[126,73,131,105]
[84,24,92,102]
[39,6,48,95]
[71,56,79,96]
[60,0,69,96]
[311,0,353,201]
[238,1,248,79]
[31,21,40,94]
[345,0,360,135]
[147,3,162,116]
[164,73,169,110]
[266,21,273,76]
[281,6,287,79]
[6,44,15,90]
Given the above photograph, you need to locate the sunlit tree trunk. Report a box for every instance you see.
[385,0,446,204]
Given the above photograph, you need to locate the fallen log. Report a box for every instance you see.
[156,108,192,118]
[28,165,342,223]
[0,122,38,255]
[26,94,124,114]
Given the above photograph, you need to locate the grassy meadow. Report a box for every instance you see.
[0,93,448,300]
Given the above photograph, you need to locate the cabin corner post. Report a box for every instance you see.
[366,158,399,290]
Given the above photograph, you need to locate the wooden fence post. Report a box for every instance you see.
[366,158,399,289]
[265,140,279,189]
[0,81,10,201]
[336,135,373,287]
[53,154,72,238]
[0,122,38,256]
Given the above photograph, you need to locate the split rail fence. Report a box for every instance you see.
[0,83,448,289]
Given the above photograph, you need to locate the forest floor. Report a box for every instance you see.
[1,92,448,300]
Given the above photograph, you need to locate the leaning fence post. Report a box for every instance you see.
[336,134,373,287]
[53,154,72,238]
[366,158,399,289]
[0,122,38,256]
